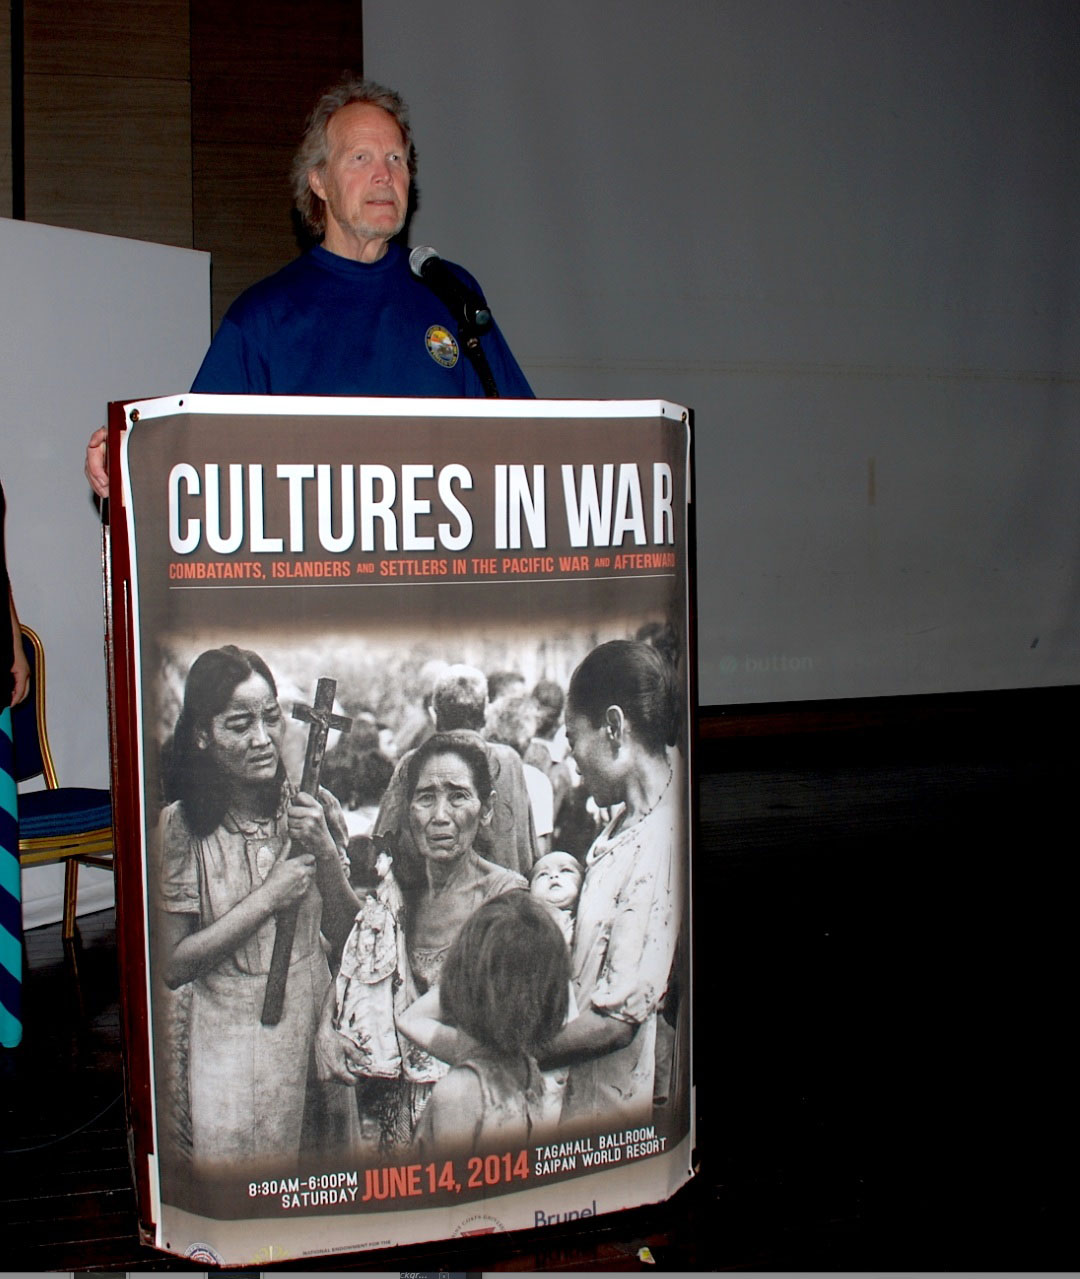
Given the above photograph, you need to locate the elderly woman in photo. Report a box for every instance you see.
[319,730,526,1138]
[398,730,528,993]
[373,665,539,880]
[542,639,683,1127]
[156,644,359,1174]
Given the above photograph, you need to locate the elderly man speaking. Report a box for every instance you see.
[85,75,532,498]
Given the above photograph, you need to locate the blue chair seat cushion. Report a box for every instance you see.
[18,787,112,839]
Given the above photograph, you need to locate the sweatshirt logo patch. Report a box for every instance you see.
[425,324,459,368]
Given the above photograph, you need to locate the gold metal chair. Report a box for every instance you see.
[12,625,114,940]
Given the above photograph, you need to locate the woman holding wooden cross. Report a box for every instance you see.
[155,644,359,1178]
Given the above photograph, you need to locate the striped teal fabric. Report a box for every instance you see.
[0,707,21,1048]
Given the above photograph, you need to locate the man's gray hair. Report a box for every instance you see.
[291,74,416,239]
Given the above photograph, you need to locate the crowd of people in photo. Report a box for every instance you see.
[152,627,686,1181]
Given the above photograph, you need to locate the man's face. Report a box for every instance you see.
[309,103,410,262]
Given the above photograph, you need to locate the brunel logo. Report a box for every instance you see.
[534,1197,598,1227]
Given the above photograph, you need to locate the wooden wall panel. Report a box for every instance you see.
[190,0,364,328]
[23,0,189,79]
[191,141,296,327]
[21,0,191,247]
[23,74,192,246]
[1,4,11,218]
[8,0,365,332]
[20,0,191,246]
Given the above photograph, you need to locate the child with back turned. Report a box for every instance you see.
[401,890,569,1152]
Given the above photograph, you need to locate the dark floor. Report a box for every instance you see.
[2,719,1075,1271]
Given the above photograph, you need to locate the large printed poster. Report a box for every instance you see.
[115,395,694,1264]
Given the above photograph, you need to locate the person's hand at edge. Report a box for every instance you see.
[85,426,109,499]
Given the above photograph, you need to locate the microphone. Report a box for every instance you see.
[409,245,493,333]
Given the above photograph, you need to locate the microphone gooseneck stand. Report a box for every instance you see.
[459,310,500,398]
[409,245,501,397]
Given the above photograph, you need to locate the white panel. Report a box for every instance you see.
[364,0,1080,703]
[1,216,210,924]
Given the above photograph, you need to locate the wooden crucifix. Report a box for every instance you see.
[260,677,352,1026]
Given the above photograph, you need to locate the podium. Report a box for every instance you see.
[104,394,696,1264]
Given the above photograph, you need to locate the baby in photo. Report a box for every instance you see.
[528,851,583,946]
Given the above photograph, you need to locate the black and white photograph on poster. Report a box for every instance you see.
[117,396,694,1260]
